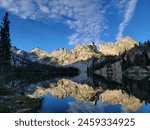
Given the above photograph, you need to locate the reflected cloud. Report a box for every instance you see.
[67,100,129,113]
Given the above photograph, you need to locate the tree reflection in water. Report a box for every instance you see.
[0,72,150,113]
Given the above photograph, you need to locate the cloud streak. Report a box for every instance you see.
[116,0,138,39]
[0,0,106,45]
[0,0,138,44]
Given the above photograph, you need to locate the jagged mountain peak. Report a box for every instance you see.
[98,36,139,56]
[51,43,102,65]
[30,47,49,53]
[10,36,141,67]
[117,36,136,42]
[30,47,51,57]
[87,42,95,46]
[52,48,68,53]
[50,48,69,59]
[71,42,100,55]
[117,36,138,45]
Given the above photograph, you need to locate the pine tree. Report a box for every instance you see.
[0,12,11,70]
[0,26,2,55]
[125,54,132,69]
[0,25,4,69]
[143,51,150,66]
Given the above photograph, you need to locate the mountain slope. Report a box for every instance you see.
[93,41,150,80]
[98,36,139,56]
[11,43,103,66]
[10,36,140,68]
[49,43,103,65]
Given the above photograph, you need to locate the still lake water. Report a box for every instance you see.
[38,93,150,113]
[1,73,150,113]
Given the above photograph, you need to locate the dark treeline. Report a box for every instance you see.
[89,72,150,103]
[0,68,78,93]
[12,62,79,76]
[87,41,150,73]
[87,71,122,89]
[122,75,150,103]
[121,41,150,71]
[87,56,121,73]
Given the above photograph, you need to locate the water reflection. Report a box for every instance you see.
[38,93,150,113]
[39,93,129,113]
[38,93,76,113]
[0,72,150,113]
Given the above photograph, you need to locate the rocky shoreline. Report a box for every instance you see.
[0,87,41,113]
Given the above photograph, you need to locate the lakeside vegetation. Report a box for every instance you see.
[0,87,41,113]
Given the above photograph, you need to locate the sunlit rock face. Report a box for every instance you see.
[30,48,51,58]
[11,43,103,67]
[30,43,103,65]
[98,36,139,56]
[99,90,144,112]
[27,79,103,102]
[11,36,140,68]
[49,43,103,65]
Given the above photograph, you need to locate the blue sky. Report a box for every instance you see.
[0,0,150,52]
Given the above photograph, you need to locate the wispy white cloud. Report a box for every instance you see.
[116,0,138,39]
[0,0,39,19]
[0,0,138,44]
[0,0,106,45]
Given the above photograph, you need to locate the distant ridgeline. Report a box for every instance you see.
[0,12,79,76]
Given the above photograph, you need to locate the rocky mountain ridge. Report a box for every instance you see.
[98,36,139,56]
[10,36,138,67]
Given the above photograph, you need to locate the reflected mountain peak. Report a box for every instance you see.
[100,89,144,112]
[27,79,104,103]
[1,66,150,113]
